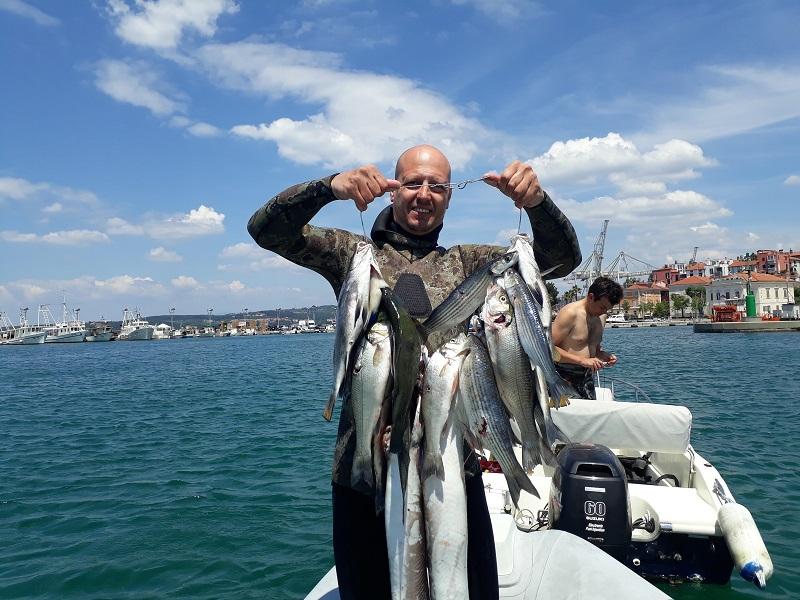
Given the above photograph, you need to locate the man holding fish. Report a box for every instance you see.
[248,145,581,600]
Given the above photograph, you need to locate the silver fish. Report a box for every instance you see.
[481,284,540,472]
[458,334,540,506]
[509,234,553,331]
[421,252,518,339]
[420,334,470,481]
[400,404,430,600]
[350,319,392,492]
[503,269,576,408]
[324,242,385,421]
[423,392,469,600]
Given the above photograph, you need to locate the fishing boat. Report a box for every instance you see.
[118,308,154,341]
[86,321,113,342]
[606,313,627,324]
[305,378,772,599]
[0,308,47,345]
[40,301,87,343]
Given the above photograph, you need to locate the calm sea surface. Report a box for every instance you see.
[1,328,798,599]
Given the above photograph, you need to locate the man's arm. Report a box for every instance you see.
[247,175,360,293]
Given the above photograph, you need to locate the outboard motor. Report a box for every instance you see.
[549,443,632,562]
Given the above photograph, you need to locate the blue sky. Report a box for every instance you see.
[1,0,799,320]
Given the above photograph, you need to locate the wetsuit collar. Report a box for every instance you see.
[370,206,443,255]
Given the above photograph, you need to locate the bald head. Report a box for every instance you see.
[395,145,451,181]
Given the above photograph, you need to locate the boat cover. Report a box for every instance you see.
[551,399,692,454]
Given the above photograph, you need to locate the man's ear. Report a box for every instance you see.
[390,191,396,203]
[445,189,452,209]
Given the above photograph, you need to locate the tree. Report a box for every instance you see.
[624,276,640,287]
[653,301,670,318]
[672,294,691,318]
[563,285,581,304]
[639,301,654,318]
[685,286,707,317]
[621,300,631,317]
[546,282,558,307]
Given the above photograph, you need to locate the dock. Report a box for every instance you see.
[693,320,800,333]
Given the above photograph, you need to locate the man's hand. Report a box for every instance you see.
[483,160,545,209]
[582,357,606,371]
[331,165,400,212]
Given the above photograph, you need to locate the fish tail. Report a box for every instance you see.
[421,452,445,481]
[522,443,539,474]
[322,391,336,421]
[351,455,374,490]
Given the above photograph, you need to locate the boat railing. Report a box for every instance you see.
[596,372,653,403]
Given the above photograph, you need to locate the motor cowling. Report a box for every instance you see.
[549,443,632,562]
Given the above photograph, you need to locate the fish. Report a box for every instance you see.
[324,241,385,421]
[481,284,540,472]
[420,334,470,481]
[423,389,469,600]
[400,404,430,600]
[458,334,540,506]
[508,234,554,331]
[350,318,393,492]
[382,287,425,497]
[421,252,519,339]
[503,268,577,408]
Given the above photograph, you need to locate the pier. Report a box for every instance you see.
[693,320,800,333]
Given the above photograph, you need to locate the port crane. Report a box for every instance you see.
[565,220,656,292]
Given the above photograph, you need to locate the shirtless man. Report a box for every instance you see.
[551,276,623,399]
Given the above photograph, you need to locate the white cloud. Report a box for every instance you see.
[635,65,800,145]
[227,280,245,292]
[0,176,46,200]
[171,275,200,288]
[689,222,722,235]
[0,177,99,206]
[94,275,163,295]
[1,229,110,245]
[747,232,760,242]
[529,133,716,192]
[42,202,63,214]
[107,0,238,50]
[218,242,299,271]
[95,59,184,117]
[186,121,221,137]
[108,205,225,239]
[148,204,225,239]
[0,0,59,26]
[106,217,145,235]
[197,41,489,169]
[784,175,800,186]
[450,0,543,24]
[148,246,183,262]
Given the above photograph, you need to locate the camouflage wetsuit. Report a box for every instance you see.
[248,175,581,600]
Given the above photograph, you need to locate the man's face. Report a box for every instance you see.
[391,148,452,236]
[587,293,615,317]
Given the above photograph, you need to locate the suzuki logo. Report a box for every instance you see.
[584,500,606,516]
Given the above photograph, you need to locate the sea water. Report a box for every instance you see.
[0,328,797,599]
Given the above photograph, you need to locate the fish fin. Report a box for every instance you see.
[421,452,445,481]
[522,443,539,474]
[351,456,375,491]
[322,390,336,421]
[512,463,541,500]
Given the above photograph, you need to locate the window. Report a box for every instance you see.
[784,288,788,298]
[766,288,770,299]
[735,290,740,299]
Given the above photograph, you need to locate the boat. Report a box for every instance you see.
[306,378,773,598]
[40,301,87,343]
[606,313,627,324]
[118,308,154,341]
[0,308,47,345]
[86,321,113,342]
[152,323,173,340]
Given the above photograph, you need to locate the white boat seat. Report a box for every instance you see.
[551,398,692,454]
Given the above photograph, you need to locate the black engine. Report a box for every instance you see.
[549,443,632,562]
